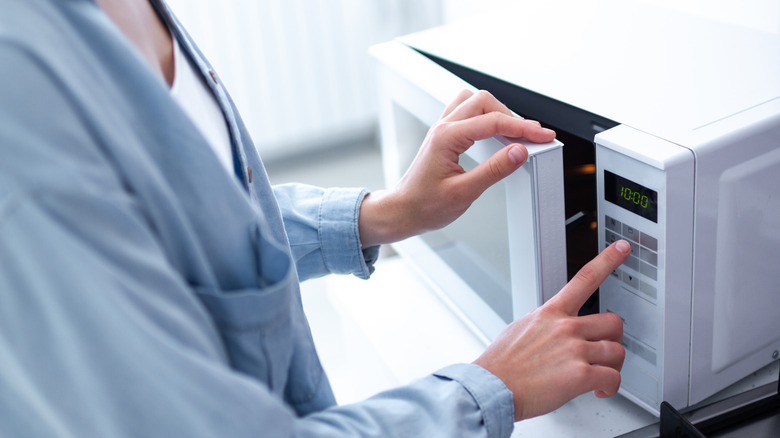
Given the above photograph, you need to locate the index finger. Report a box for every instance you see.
[445,112,556,150]
[547,240,632,316]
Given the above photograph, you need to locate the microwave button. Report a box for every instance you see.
[631,338,658,366]
[640,247,658,267]
[605,215,622,232]
[628,240,640,256]
[623,255,640,272]
[640,261,658,281]
[622,224,640,243]
[611,268,622,279]
[640,233,658,251]
[640,281,657,300]
[605,229,620,245]
[622,271,640,289]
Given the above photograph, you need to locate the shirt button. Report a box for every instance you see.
[247,166,253,183]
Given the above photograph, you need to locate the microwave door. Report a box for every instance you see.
[371,41,567,341]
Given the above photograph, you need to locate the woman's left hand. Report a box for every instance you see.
[359,89,556,247]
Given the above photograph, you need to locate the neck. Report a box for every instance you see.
[96,0,175,86]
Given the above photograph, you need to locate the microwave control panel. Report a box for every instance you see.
[596,143,670,414]
[595,124,695,416]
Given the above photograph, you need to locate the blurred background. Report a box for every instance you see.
[164,0,778,189]
[163,0,513,164]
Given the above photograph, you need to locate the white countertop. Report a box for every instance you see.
[301,255,780,435]
[300,255,664,436]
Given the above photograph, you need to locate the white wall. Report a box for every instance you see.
[443,0,780,32]
[642,0,780,34]
[165,0,443,161]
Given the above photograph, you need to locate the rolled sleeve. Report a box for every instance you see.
[294,362,514,438]
[434,364,515,438]
[274,183,380,281]
[318,187,377,279]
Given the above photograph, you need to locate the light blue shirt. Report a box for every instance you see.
[0,0,515,436]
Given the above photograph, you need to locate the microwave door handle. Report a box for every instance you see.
[371,41,567,318]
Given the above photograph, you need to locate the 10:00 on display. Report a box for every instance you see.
[604,170,658,223]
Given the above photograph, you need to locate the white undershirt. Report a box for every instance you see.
[169,38,234,174]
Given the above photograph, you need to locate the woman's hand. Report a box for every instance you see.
[474,240,630,421]
[358,90,556,247]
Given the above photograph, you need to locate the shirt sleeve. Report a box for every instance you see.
[298,364,515,438]
[273,183,380,281]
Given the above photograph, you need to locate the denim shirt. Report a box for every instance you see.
[0,0,514,437]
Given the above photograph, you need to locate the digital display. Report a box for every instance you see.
[604,170,658,223]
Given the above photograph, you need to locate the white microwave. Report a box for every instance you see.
[371,0,780,416]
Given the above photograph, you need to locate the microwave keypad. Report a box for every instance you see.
[605,215,658,301]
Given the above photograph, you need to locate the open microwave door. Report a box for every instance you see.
[370,41,567,342]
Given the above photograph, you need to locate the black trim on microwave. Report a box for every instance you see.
[412,48,619,142]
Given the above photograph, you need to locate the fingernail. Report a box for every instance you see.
[542,128,556,135]
[508,145,526,165]
[616,240,631,255]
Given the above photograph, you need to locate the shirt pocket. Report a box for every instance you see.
[194,223,296,395]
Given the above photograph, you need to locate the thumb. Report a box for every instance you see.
[461,144,527,197]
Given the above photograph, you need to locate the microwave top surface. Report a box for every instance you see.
[399,0,780,144]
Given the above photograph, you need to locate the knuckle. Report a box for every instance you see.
[573,265,600,288]
[474,89,495,102]
[593,372,621,397]
[571,363,592,382]
[487,110,505,121]
[600,312,623,332]
[603,338,625,359]
[572,340,589,357]
[605,369,622,393]
[604,312,624,330]
[459,89,474,99]
[615,342,626,363]
[602,341,626,373]
[534,307,554,320]
[486,157,504,183]
[554,317,579,337]
[486,111,508,132]
[429,122,451,139]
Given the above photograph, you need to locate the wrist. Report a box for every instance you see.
[358,189,414,248]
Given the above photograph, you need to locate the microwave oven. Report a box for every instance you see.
[370,0,780,416]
